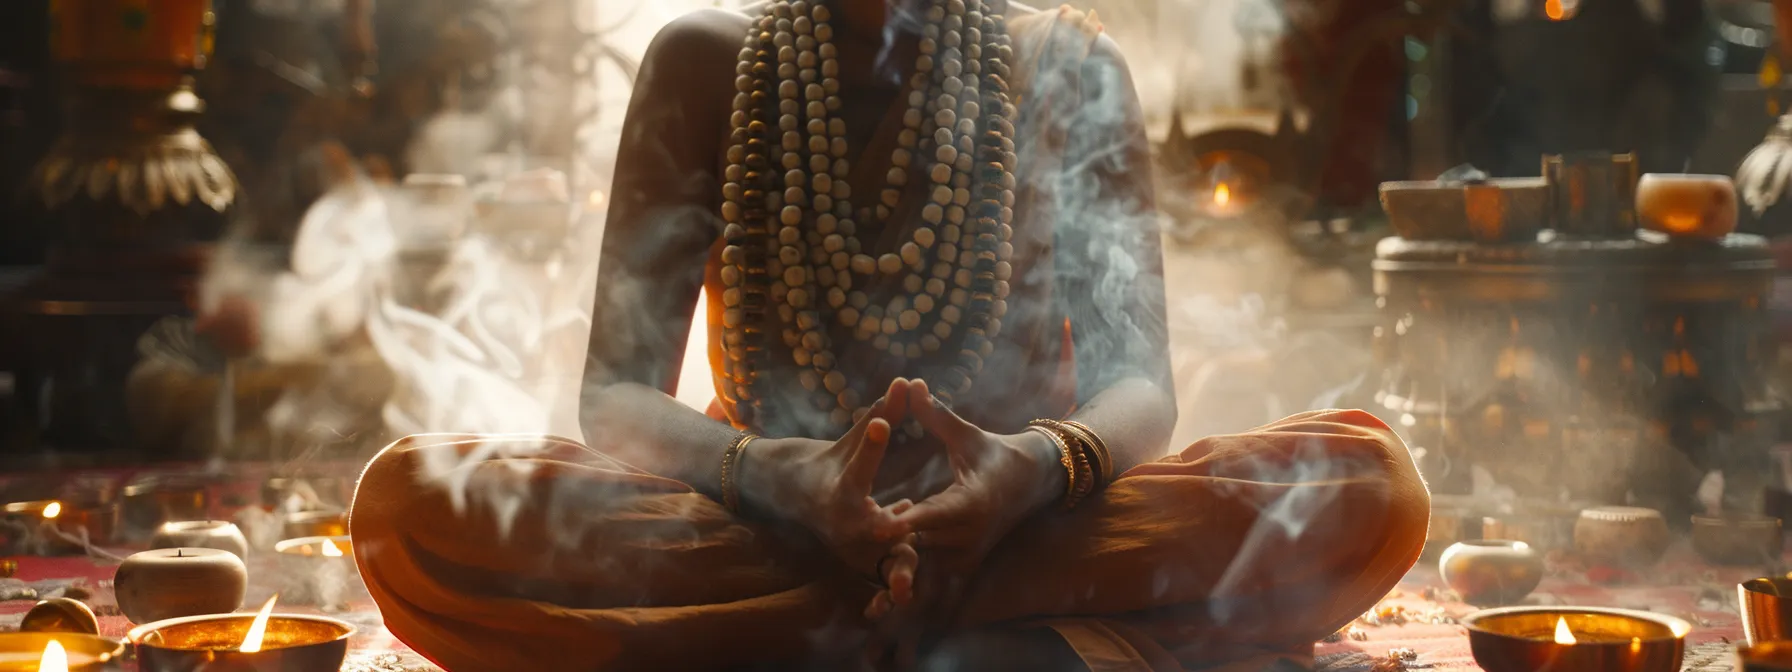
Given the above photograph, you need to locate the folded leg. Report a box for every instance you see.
[349,433,867,671]
[958,410,1430,671]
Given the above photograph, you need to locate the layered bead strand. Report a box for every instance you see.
[717,0,1019,432]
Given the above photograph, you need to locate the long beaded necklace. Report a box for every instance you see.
[717,0,1019,434]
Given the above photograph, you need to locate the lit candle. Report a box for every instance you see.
[1635,173,1738,240]
[113,548,246,625]
[1556,617,1578,645]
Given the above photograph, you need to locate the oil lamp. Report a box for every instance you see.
[1464,606,1690,672]
[129,595,354,672]
[0,633,125,671]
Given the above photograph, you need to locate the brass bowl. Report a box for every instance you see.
[0,632,127,670]
[1440,540,1545,606]
[1464,606,1691,672]
[1574,506,1670,568]
[129,613,354,672]
[1739,641,1792,670]
[1741,577,1792,645]
[1692,514,1783,566]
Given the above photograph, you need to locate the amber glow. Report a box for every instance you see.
[322,539,344,557]
[1213,183,1231,208]
[1554,618,1577,645]
[239,595,280,653]
[42,501,61,519]
[1630,637,1643,654]
[1544,0,1567,20]
[39,640,68,672]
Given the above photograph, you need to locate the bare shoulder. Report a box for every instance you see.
[644,8,753,66]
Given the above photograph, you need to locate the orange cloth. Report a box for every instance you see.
[349,410,1429,671]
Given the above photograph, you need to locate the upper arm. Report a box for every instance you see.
[1050,35,1173,401]
[583,11,739,394]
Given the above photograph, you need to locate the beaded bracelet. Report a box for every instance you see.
[720,432,758,514]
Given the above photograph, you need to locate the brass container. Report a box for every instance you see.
[1739,640,1792,670]
[1544,152,1639,237]
[49,0,216,90]
[1439,540,1545,606]
[120,476,211,540]
[1464,606,1690,672]
[0,632,127,670]
[1691,514,1783,566]
[1574,507,1670,568]
[21,597,102,635]
[1741,577,1792,645]
[130,613,353,672]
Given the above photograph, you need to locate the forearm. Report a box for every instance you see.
[1064,376,1176,474]
[579,382,741,496]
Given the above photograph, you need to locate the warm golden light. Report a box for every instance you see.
[239,595,280,653]
[322,539,344,557]
[1554,617,1577,645]
[1544,0,1566,19]
[42,501,61,519]
[1213,183,1231,208]
[38,640,68,672]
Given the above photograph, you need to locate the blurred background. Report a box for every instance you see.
[2,0,1790,521]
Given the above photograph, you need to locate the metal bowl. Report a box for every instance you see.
[1692,514,1782,566]
[1464,606,1690,672]
[1574,506,1670,568]
[0,632,127,670]
[1738,640,1792,671]
[129,612,354,672]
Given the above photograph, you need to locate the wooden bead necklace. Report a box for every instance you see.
[717,0,1018,433]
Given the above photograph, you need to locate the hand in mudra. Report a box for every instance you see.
[861,380,1065,662]
[740,378,920,579]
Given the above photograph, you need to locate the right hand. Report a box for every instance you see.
[737,378,918,576]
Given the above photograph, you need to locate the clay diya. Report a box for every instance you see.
[150,521,249,561]
[114,548,246,625]
[1742,577,1792,645]
[1463,606,1691,672]
[1439,540,1545,606]
[1692,514,1783,566]
[129,596,354,672]
[0,632,126,671]
[2,500,103,552]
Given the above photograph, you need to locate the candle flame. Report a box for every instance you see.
[322,539,344,557]
[1630,637,1642,653]
[1554,618,1577,645]
[42,501,61,519]
[39,640,68,672]
[1213,183,1231,207]
[239,595,279,653]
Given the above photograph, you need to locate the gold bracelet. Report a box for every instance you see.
[1026,425,1078,506]
[1058,420,1114,485]
[720,432,757,513]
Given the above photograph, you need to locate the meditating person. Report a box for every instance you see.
[347,1,1430,670]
